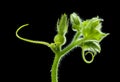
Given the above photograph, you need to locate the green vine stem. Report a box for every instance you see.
[16,12,109,82]
[51,54,61,82]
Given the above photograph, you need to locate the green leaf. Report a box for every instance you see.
[70,12,82,31]
[81,40,101,55]
[82,17,109,42]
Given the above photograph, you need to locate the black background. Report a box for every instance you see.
[1,0,119,82]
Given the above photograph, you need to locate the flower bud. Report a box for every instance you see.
[57,14,68,35]
[70,12,82,31]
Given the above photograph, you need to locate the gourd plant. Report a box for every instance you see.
[16,12,109,82]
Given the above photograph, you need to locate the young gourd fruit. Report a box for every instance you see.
[54,34,66,46]
[54,13,68,48]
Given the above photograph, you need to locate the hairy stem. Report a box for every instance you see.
[51,43,76,82]
[51,54,61,82]
[61,37,83,56]
[51,32,83,82]
[72,31,81,41]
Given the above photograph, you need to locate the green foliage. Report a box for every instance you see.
[76,16,109,63]
[81,40,101,53]
[70,14,109,63]
[16,12,109,82]
[81,17,109,42]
